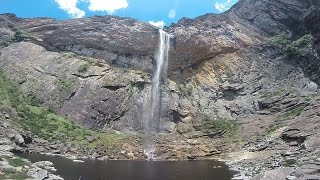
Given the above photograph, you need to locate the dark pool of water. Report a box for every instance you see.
[19,153,235,180]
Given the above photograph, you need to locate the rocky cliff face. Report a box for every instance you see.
[0,0,320,178]
[0,0,319,131]
[167,0,318,79]
[1,14,158,72]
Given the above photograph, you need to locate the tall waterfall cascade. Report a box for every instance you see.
[143,29,172,159]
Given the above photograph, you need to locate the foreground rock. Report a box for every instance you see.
[249,168,294,180]
[0,115,63,179]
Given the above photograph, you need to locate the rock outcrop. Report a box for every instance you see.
[1,14,158,72]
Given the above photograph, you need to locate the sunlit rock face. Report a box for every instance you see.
[4,15,159,72]
[166,0,314,80]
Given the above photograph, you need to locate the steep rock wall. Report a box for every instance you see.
[0,0,319,134]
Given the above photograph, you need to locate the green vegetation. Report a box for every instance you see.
[75,54,109,72]
[103,75,130,87]
[140,73,149,80]
[261,89,287,100]
[0,68,125,149]
[17,104,89,142]
[0,30,30,49]
[279,105,305,119]
[16,103,125,147]
[25,92,44,106]
[17,103,125,147]
[177,82,193,97]
[0,70,22,107]
[204,116,239,137]
[87,133,125,149]
[0,171,29,180]
[77,63,90,73]
[62,53,74,59]
[260,87,301,100]
[55,77,76,93]
[8,158,29,167]
[13,31,30,42]
[283,159,297,167]
[266,34,311,57]
[78,56,106,67]
[266,33,290,46]
[266,125,279,135]
[285,35,311,56]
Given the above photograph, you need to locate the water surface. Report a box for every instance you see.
[20,153,235,180]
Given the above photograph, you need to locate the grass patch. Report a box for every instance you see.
[0,70,23,107]
[87,133,125,149]
[266,33,290,46]
[13,31,30,42]
[266,34,311,57]
[77,63,90,73]
[261,89,286,100]
[0,68,125,149]
[266,125,279,135]
[285,35,311,56]
[0,30,30,49]
[15,103,125,147]
[62,53,74,59]
[16,104,90,142]
[8,158,29,167]
[260,87,301,101]
[177,82,193,97]
[204,117,239,137]
[0,171,28,180]
[55,77,76,93]
[278,105,305,119]
[283,159,297,167]
[77,56,106,68]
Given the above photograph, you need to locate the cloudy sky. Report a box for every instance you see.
[0,0,238,27]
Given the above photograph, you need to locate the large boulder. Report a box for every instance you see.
[27,168,48,179]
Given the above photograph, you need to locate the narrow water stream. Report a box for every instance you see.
[143,29,172,159]
[19,153,235,180]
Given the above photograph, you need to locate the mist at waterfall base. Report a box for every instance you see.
[19,153,235,180]
[143,29,171,159]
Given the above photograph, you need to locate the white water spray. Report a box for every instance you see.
[144,29,171,159]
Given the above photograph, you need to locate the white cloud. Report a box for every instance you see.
[168,9,176,19]
[54,0,129,18]
[54,0,85,18]
[88,0,128,14]
[148,21,165,29]
[214,0,236,13]
[214,2,227,12]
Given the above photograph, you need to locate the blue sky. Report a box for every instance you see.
[0,0,238,27]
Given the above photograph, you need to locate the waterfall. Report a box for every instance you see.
[144,29,171,159]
